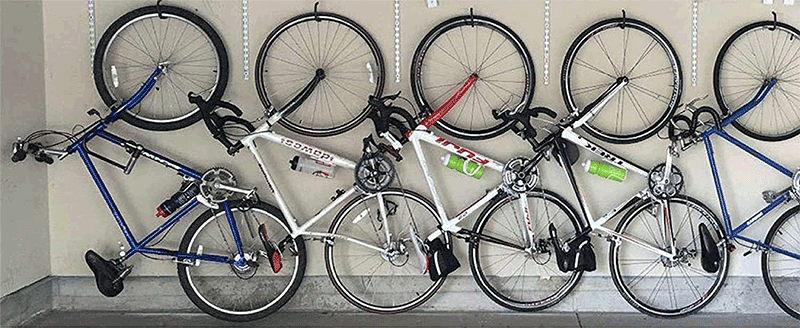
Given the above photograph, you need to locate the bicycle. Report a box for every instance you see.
[409,11,681,143]
[669,81,800,319]
[368,75,727,317]
[186,90,447,315]
[11,68,291,322]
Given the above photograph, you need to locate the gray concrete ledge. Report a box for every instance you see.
[2,274,794,326]
[22,311,800,327]
[51,275,785,314]
[0,276,53,327]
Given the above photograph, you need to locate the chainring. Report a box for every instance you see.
[354,153,395,193]
[200,167,237,203]
[502,157,539,194]
[648,163,684,199]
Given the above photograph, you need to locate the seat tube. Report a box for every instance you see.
[517,195,534,249]
[661,198,677,257]
[222,201,245,258]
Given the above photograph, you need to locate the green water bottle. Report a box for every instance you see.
[442,154,485,179]
[583,159,626,182]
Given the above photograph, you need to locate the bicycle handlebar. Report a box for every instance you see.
[187,92,254,156]
[492,106,558,149]
[667,106,721,147]
[367,92,417,144]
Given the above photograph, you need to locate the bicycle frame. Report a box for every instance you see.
[695,79,800,259]
[63,68,242,265]
[393,76,679,259]
[237,119,397,255]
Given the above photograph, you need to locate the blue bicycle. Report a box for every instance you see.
[11,67,298,322]
[670,79,800,319]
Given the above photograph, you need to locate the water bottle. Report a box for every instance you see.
[289,155,335,179]
[156,181,200,218]
[441,154,485,179]
[583,159,626,182]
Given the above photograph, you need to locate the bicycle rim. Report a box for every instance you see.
[762,205,800,319]
[714,21,800,141]
[255,12,384,137]
[469,189,582,311]
[94,5,228,131]
[324,188,448,314]
[562,18,681,144]
[610,196,728,317]
[178,202,305,322]
[411,15,534,140]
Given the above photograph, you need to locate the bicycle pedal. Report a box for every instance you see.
[259,224,283,273]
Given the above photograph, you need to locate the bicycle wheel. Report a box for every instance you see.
[714,21,800,141]
[762,205,800,319]
[94,5,229,131]
[324,188,449,314]
[610,196,728,317]
[255,12,384,137]
[562,18,681,144]
[410,15,535,140]
[469,189,582,311]
[178,201,306,322]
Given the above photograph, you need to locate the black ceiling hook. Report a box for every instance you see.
[621,9,626,29]
[469,8,475,27]
[156,0,165,19]
[314,2,321,22]
[768,11,777,31]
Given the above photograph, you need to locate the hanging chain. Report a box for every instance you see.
[543,0,551,86]
[242,0,250,80]
[394,0,401,83]
[88,0,96,68]
[691,0,698,87]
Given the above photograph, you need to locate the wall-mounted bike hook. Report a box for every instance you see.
[156,0,165,19]
[469,8,475,27]
[769,11,777,31]
[621,9,627,29]
[314,2,321,22]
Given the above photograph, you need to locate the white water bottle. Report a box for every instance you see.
[289,155,335,179]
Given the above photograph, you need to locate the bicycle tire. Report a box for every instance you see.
[562,17,681,144]
[762,205,800,319]
[713,21,800,142]
[410,15,535,140]
[255,12,384,137]
[324,188,449,314]
[469,189,582,311]
[178,200,306,322]
[93,5,229,131]
[609,195,728,317]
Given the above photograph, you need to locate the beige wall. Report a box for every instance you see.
[1,0,50,296]
[35,0,800,280]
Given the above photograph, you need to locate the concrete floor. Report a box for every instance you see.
[20,311,800,327]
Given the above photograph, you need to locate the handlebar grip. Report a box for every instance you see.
[11,150,26,162]
[11,142,26,162]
